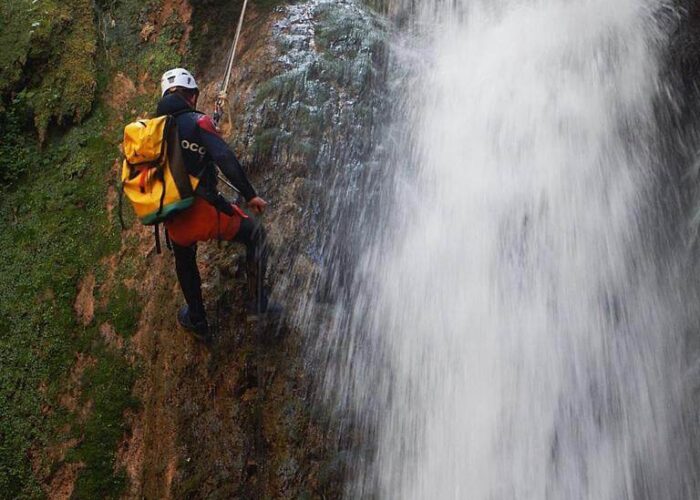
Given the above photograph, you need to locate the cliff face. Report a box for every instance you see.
[0,0,387,498]
[2,0,700,498]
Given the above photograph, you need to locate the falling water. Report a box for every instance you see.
[310,0,700,498]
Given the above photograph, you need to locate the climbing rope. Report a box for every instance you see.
[213,0,250,128]
[212,0,252,197]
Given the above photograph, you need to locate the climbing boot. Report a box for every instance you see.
[177,305,210,343]
[245,256,283,322]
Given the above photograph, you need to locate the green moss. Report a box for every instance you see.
[100,285,142,339]
[96,0,191,82]
[0,1,35,100]
[0,96,41,186]
[94,0,156,80]
[0,106,122,496]
[138,37,182,80]
[32,0,98,141]
[253,128,289,157]
[0,0,186,494]
[0,0,98,141]
[0,0,308,495]
[67,345,138,500]
[247,0,388,170]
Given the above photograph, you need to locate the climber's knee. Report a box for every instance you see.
[235,216,268,262]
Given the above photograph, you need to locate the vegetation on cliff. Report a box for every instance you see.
[6,0,697,498]
[0,0,190,496]
[0,0,97,144]
[0,0,325,497]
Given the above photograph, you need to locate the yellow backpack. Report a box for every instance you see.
[120,115,200,227]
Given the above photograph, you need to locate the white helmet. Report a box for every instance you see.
[161,68,198,96]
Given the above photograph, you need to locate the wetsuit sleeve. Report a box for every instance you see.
[196,115,257,201]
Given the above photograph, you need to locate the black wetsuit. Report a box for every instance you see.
[156,93,269,324]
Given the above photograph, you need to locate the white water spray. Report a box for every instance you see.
[332,0,698,498]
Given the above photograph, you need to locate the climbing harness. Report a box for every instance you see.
[213,0,250,129]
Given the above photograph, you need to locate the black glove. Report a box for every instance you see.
[213,193,236,216]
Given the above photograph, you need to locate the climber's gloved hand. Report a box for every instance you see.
[247,196,268,215]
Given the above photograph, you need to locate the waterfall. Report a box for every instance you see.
[313,0,700,498]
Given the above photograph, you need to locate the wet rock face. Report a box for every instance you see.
[666,1,700,480]
[237,0,394,488]
[238,0,391,300]
[668,1,700,93]
[656,2,700,227]
[256,0,388,164]
[247,2,396,494]
[119,1,392,498]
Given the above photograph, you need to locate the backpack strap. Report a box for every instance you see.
[118,182,126,230]
[165,228,173,252]
[165,118,194,200]
[154,224,162,255]
[157,170,167,216]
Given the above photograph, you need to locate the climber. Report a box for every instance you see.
[157,68,281,342]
